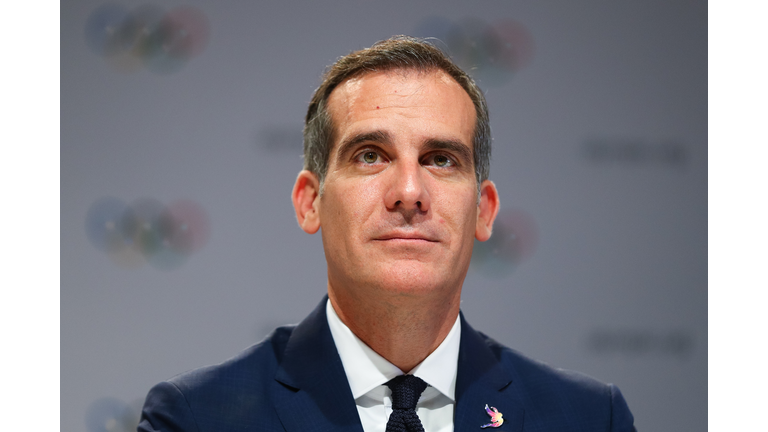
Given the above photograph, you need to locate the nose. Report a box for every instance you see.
[384,160,431,215]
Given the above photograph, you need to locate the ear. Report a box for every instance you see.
[292,170,321,234]
[475,180,500,242]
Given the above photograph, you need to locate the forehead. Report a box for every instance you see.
[325,69,476,153]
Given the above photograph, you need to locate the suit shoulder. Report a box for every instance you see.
[167,324,295,394]
[140,325,296,431]
[146,326,292,424]
[480,331,608,394]
[479,332,634,430]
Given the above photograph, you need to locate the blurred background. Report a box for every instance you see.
[61,1,706,431]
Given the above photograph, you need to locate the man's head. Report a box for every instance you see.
[292,36,499,317]
[302,36,491,193]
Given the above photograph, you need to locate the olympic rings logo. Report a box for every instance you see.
[85,197,210,270]
[84,4,210,74]
[415,17,535,86]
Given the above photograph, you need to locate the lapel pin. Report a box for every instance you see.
[480,404,504,428]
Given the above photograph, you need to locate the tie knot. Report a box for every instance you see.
[386,375,428,410]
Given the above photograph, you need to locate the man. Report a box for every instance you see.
[138,36,636,432]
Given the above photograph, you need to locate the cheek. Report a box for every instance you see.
[325,179,381,227]
[434,190,476,228]
[355,179,382,206]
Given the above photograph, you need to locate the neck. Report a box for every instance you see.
[328,284,461,373]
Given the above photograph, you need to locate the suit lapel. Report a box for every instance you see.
[454,314,525,432]
[271,302,525,432]
[272,297,364,432]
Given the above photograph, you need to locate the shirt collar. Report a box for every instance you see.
[326,299,461,401]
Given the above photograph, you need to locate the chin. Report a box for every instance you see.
[375,262,460,296]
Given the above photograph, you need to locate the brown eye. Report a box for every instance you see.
[434,155,449,167]
[362,152,378,163]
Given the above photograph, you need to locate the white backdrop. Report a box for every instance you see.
[61,1,707,431]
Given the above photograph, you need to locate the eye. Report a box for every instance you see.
[434,155,450,167]
[355,150,384,164]
[362,151,378,163]
[426,153,455,168]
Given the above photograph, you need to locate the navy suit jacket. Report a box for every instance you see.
[138,298,636,432]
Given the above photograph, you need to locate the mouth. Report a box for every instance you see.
[374,231,439,243]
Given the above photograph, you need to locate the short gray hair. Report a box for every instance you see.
[303,36,491,192]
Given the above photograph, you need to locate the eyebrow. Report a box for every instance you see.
[335,131,394,162]
[423,138,473,165]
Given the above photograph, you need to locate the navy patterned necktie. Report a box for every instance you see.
[385,375,428,432]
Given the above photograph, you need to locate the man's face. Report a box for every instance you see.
[299,69,496,303]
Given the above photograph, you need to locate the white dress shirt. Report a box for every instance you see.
[326,300,461,432]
